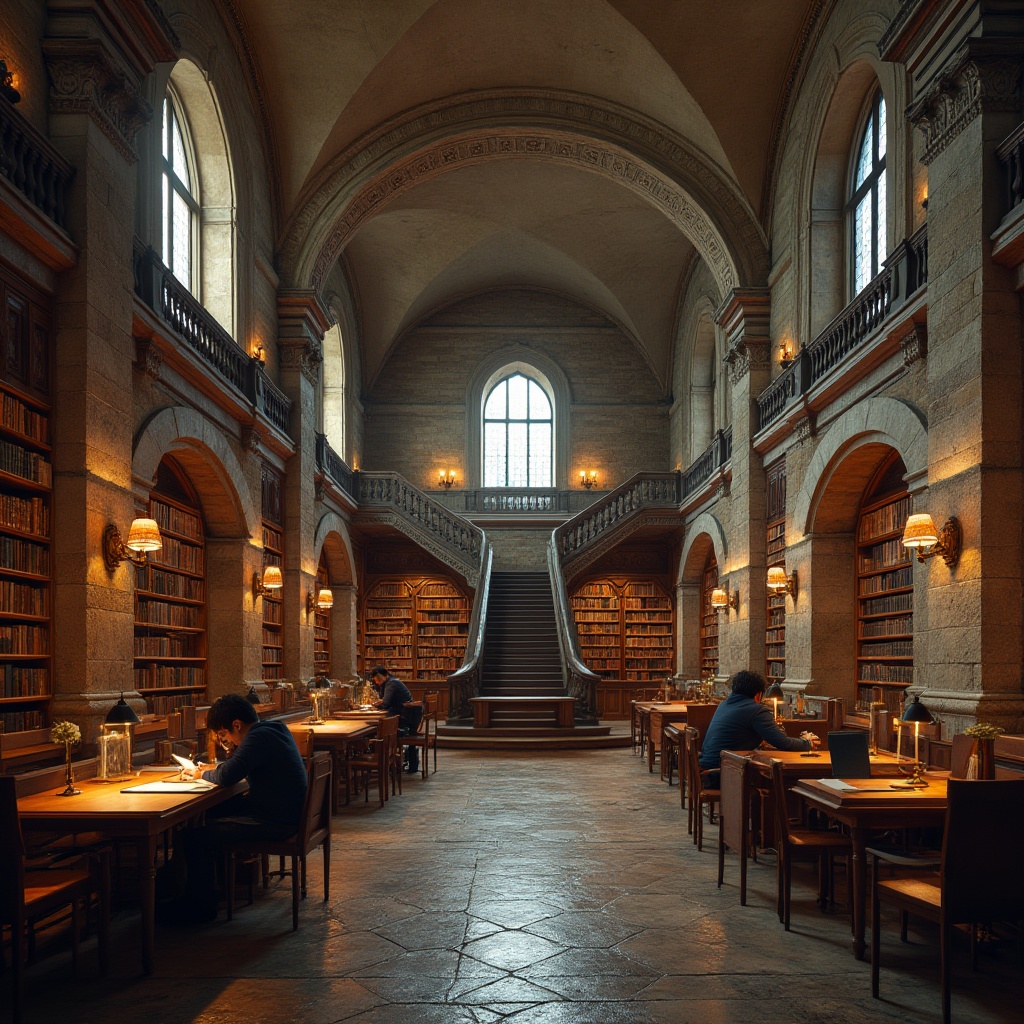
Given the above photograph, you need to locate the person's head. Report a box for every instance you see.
[207,693,259,747]
[730,670,768,701]
[370,665,388,683]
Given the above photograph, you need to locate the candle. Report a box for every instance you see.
[895,717,901,760]
[914,721,920,766]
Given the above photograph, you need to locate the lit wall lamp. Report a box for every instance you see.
[103,517,162,571]
[901,513,961,568]
[766,565,798,600]
[438,469,456,490]
[579,470,598,490]
[710,585,738,614]
[0,59,21,104]
[778,340,795,369]
[253,564,283,601]
[252,342,266,366]
[307,587,334,615]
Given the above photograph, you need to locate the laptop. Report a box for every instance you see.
[827,731,872,779]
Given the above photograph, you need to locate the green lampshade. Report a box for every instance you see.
[901,695,933,724]
[105,693,140,725]
[764,682,785,701]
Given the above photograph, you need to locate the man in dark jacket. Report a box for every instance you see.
[699,670,819,782]
[370,665,423,773]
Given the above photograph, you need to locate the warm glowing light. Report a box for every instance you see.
[261,565,283,589]
[901,513,939,550]
[125,518,162,553]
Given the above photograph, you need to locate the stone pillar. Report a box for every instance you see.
[904,43,1024,732]
[42,2,176,735]
[330,583,359,679]
[205,536,262,702]
[714,288,771,677]
[674,581,700,678]
[276,291,330,682]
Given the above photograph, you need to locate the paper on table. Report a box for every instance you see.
[817,779,859,791]
[121,780,214,793]
[172,753,196,770]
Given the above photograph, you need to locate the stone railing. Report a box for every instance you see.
[315,433,356,499]
[682,426,733,499]
[997,121,1024,215]
[468,488,568,512]
[0,97,73,231]
[757,225,928,433]
[132,240,292,435]
[357,471,486,587]
[446,543,493,724]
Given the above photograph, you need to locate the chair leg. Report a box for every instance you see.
[783,854,792,931]
[870,875,881,998]
[941,917,952,1024]
[291,854,300,932]
[70,900,81,977]
[717,819,725,888]
[226,852,237,921]
[323,838,331,903]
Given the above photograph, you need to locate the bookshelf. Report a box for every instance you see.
[261,521,284,682]
[360,576,470,681]
[700,551,719,678]
[133,467,207,714]
[313,557,330,675]
[766,459,786,685]
[570,577,673,682]
[0,272,53,736]
[855,456,913,714]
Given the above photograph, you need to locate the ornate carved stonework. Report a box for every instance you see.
[725,342,751,385]
[795,413,816,443]
[563,514,672,583]
[279,338,324,386]
[241,426,263,453]
[134,338,162,379]
[910,50,1022,165]
[43,40,152,164]
[900,324,928,366]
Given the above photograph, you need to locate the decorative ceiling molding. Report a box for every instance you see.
[279,89,769,296]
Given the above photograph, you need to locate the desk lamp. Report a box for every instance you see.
[764,681,784,721]
[893,695,933,788]
[98,693,140,781]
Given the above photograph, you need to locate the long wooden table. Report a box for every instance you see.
[17,774,243,974]
[792,775,948,960]
[294,718,377,808]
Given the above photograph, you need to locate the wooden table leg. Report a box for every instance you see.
[137,834,159,975]
[851,826,868,960]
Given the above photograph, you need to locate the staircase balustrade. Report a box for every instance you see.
[315,432,355,499]
[547,539,599,724]
[682,427,732,499]
[446,545,493,724]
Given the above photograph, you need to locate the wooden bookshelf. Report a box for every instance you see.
[313,556,331,676]
[570,577,673,682]
[855,455,913,714]
[415,580,470,678]
[0,271,53,737]
[700,551,719,678]
[766,459,787,685]
[134,466,207,714]
[261,521,284,683]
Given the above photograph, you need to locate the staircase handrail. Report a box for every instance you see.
[547,535,600,724]
[446,543,493,724]
[356,470,485,587]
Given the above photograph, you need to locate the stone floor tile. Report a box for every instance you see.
[467,898,561,928]
[503,1001,656,1023]
[460,929,566,970]
[524,909,638,947]
[517,946,658,979]
[372,910,470,950]
[453,975,564,1004]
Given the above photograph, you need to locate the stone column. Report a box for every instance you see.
[42,2,176,735]
[674,581,701,679]
[276,291,330,682]
[330,583,359,679]
[714,288,771,677]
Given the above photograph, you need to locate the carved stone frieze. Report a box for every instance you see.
[134,338,162,379]
[43,40,152,164]
[910,50,1022,165]
[725,342,751,385]
[900,324,928,366]
[279,337,324,386]
[241,426,263,453]
[795,413,816,443]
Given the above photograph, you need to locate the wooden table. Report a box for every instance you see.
[17,774,243,974]
[633,702,692,772]
[295,718,377,808]
[792,775,948,960]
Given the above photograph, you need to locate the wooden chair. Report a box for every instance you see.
[346,716,398,806]
[402,691,438,779]
[287,725,315,760]
[685,726,720,851]
[1,777,109,1024]
[224,751,332,931]
[679,705,718,813]
[770,761,851,930]
[717,752,751,904]
[870,778,1024,1024]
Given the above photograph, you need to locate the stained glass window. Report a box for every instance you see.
[849,91,887,295]
[483,373,553,487]
[162,93,199,292]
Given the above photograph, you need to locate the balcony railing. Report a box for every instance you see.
[470,488,567,512]
[0,98,73,231]
[132,240,291,435]
[682,426,733,499]
[315,433,355,498]
[756,225,928,433]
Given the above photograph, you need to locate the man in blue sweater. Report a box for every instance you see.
[166,693,307,923]
[699,670,819,783]
[370,665,424,773]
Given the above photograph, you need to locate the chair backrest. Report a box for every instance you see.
[0,776,27,923]
[769,761,791,846]
[684,727,703,797]
[684,703,717,745]
[423,691,438,722]
[298,752,332,851]
[828,730,871,778]
[287,726,315,760]
[719,753,748,852]
[942,778,1024,921]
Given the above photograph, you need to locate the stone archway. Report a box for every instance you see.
[312,513,358,679]
[675,518,726,678]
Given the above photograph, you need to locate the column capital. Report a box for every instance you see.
[715,288,771,386]
[277,290,331,386]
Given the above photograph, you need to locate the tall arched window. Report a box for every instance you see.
[322,323,346,456]
[483,372,552,487]
[161,89,199,292]
[849,90,886,295]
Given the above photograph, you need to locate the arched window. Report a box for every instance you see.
[322,323,346,456]
[161,89,199,292]
[483,372,552,487]
[849,91,886,295]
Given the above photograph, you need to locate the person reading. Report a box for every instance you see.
[699,669,820,784]
[370,665,424,774]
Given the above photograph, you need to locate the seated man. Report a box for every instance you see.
[370,665,424,774]
[164,693,308,924]
[698,669,819,783]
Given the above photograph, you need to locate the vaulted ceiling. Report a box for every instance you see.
[231,0,818,389]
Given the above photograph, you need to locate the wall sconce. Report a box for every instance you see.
[767,565,797,600]
[778,340,794,369]
[901,513,961,568]
[710,585,738,614]
[0,59,21,105]
[579,470,598,490]
[252,342,266,367]
[253,564,283,601]
[103,517,162,571]
[438,469,456,490]
[307,587,334,614]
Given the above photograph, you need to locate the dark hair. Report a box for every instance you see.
[370,665,388,679]
[730,670,768,699]
[207,693,259,731]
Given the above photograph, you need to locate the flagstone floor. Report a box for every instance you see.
[8,740,1019,1023]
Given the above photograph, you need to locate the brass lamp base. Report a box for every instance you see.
[891,762,929,788]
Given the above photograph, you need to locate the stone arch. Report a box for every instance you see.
[279,90,769,296]
[678,512,728,585]
[313,512,356,586]
[132,406,257,538]
[793,396,927,540]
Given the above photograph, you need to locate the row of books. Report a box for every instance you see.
[416,658,462,671]
[151,501,202,539]
[136,565,204,601]
[767,644,786,659]
[0,623,48,654]
[623,598,671,610]
[1,391,49,444]
[860,640,913,658]
[262,601,282,625]
[858,566,913,595]
[419,598,465,610]
[134,636,201,657]
[261,628,282,647]
[419,610,465,623]
[858,663,914,683]
[580,636,620,647]
[0,439,51,486]
[858,496,912,542]
[573,611,620,622]
[572,598,616,610]
[133,665,205,688]
[363,633,413,645]
[417,624,469,635]
[144,693,200,714]
[262,648,283,664]
[1,709,46,731]
[365,602,412,616]
[0,536,49,575]
[859,537,910,573]
[152,536,204,575]
[0,493,48,537]
[623,611,672,623]
[624,637,672,649]
[0,579,48,616]
[3,665,48,696]
[860,591,914,616]
[136,600,202,628]
[860,614,913,638]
